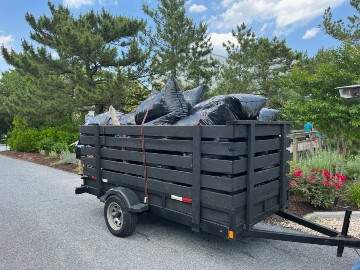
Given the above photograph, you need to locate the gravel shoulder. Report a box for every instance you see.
[0,155,358,270]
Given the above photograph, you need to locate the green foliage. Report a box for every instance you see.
[7,117,78,153]
[1,2,147,115]
[143,0,218,88]
[296,149,346,175]
[344,155,360,181]
[345,182,360,207]
[290,167,347,209]
[289,149,350,208]
[323,0,360,45]
[281,45,360,153]
[214,23,301,107]
[55,150,77,165]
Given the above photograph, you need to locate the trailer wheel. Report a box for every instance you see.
[104,196,137,237]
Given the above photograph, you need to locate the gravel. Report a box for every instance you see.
[279,218,360,238]
[0,155,359,270]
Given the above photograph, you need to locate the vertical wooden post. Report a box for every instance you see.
[280,124,288,210]
[93,124,103,196]
[245,122,255,229]
[292,137,298,162]
[192,125,201,232]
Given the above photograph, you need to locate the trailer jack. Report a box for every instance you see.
[242,209,359,257]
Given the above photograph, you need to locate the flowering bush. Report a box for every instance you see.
[290,167,347,208]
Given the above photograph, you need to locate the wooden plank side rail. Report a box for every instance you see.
[79,122,291,229]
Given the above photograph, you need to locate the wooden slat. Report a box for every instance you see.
[83,157,280,194]
[85,168,236,211]
[80,135,243,156]
[81,125,249,139]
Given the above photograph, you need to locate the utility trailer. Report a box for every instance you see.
[75,121,360,257]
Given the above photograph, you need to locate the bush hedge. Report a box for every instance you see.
[7,117,78,153]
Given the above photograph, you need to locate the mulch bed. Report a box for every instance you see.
[0,150,78,174]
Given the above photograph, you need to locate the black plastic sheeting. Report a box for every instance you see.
[230,94,267,119]
[85,112,111,125]
[84,80,270,126]
[145,79,189,125]
[134,78,189,125]
[134,92,167,125]
[175,95,241,126]
[118,112,136,125]
[183,84,207,108]
[258,108,280,122]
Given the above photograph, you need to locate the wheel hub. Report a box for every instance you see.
[107,201,123,231]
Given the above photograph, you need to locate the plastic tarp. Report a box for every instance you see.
[230,94,267,119]
[258,108,280,122]
[85,112,111,125]
[183,84,207,108]
[134,92,167,125]
[141,78,189,125]
[175,95,241,126]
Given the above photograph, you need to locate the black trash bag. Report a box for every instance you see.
[119,112,136,125]
[175,95,241,126]
[145,78,189,125]
[183,84,207,108]
[258,108,280,122]
[230,94,267,119]
[85,112,111,125]
[134,92,167,125]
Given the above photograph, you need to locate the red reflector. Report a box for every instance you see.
[182,197,192,204]
[90,176,96,181]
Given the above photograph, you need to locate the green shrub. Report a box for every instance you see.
[297,149,346,175]
[345,182,360,208]
[290,167,347,208]
[344,156,360,181]
[7,117,78,153]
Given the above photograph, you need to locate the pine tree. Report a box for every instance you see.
[215,23,300,107]
[1,2,147,114]
[143,0,217,88]
[323,0,360,45]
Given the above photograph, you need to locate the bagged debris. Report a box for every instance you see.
[230,94,267,119]
[183,84,207,108]
[258,108,280,122]
[134,92,167,125]
[175,95,241,126]
[85,111,111,125]
[141,78,189,125]
[118,112,136,125]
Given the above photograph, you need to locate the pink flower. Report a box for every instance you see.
[293,168,303,178]
[322,169,331,179]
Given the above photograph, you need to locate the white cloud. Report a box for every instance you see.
[209,32,237,55]
[189,4,208,13]
[0,35,13,49]
[211,0,345,32]
[302,27,321,39]
[63,0,94,8]
[63,0,118,8]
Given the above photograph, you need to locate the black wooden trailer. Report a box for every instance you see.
[75,121,360,257]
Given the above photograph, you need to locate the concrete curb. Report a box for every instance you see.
[304,211,360,220]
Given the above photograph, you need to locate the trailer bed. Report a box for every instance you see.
[77,121,291,237]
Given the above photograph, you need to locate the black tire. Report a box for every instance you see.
[104,195,137,237]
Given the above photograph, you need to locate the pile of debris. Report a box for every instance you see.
[85,78,279,126]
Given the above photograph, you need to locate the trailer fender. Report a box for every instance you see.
[100,187,149,213]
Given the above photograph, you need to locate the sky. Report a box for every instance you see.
[0,0,355,72]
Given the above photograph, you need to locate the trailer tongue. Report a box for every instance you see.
[75,121,360,257]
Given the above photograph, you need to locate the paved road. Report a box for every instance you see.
[0,155,358,270]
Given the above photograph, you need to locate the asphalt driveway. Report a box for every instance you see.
[0,155,358,270]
